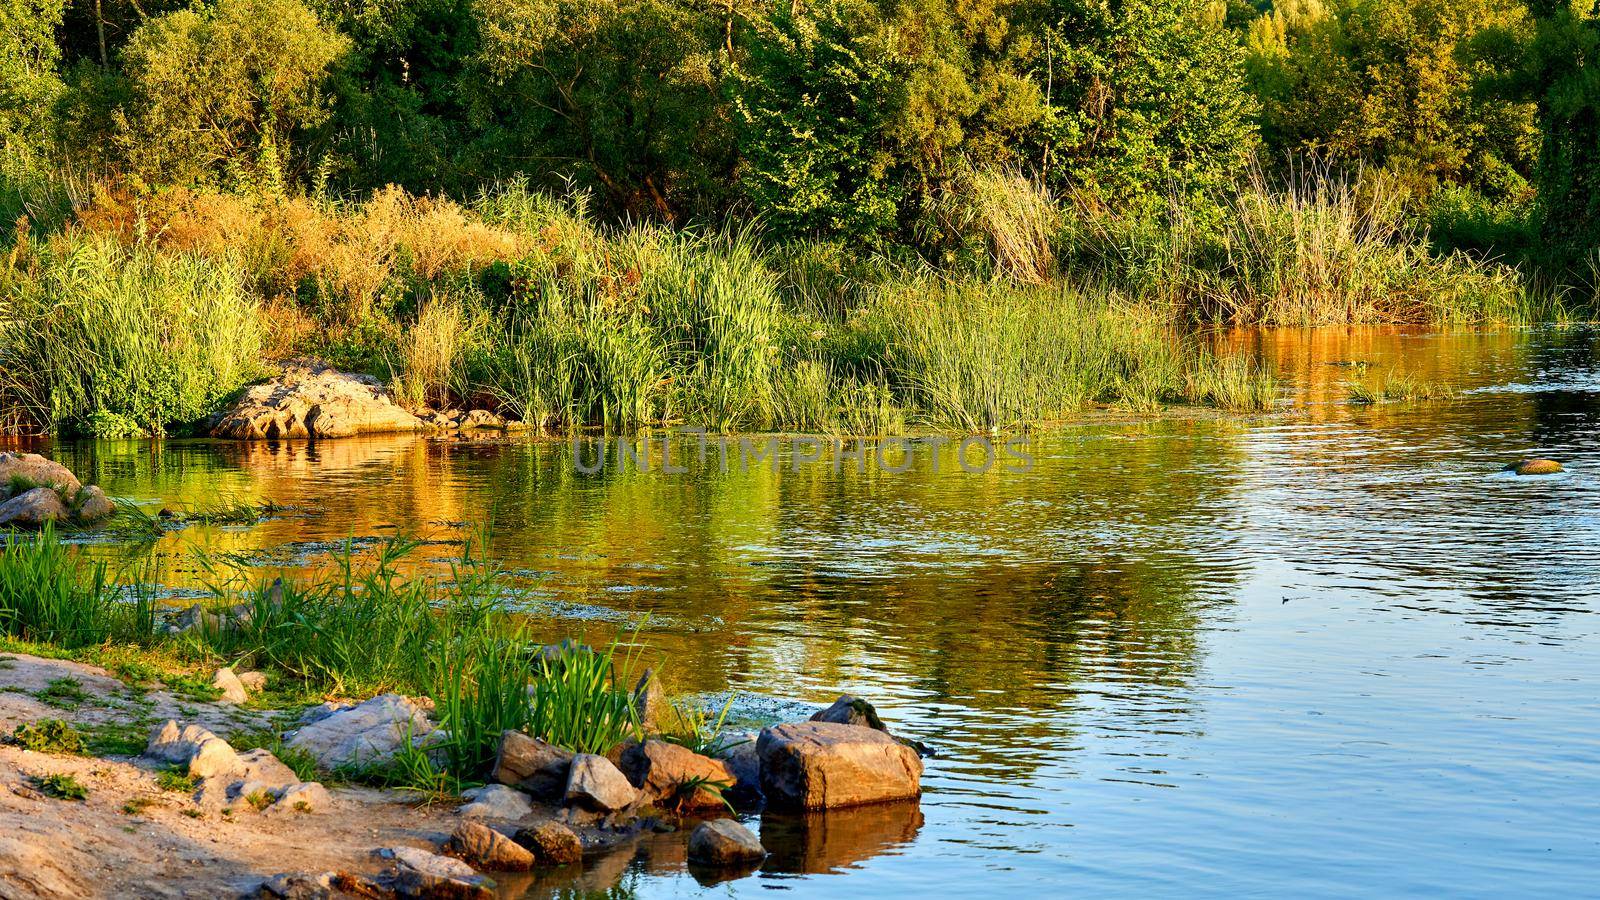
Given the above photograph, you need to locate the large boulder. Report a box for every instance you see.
[564,753,638,812]
[620,740,735,811]
[0,452,79,498]
[283,694,435,770]
[490,730,574,801]
[757,722,922,810]
[687,819,766,867]
[211,362,424,440]
[713,733,763,807]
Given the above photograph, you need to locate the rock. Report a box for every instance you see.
[0,487,69,527]
[0,452,80,499]
[713,733,763,807]
[512,821,583,867]
[165,603,229,636]
[457,783,533,821]
[212,667,250,704]
[267,781,332,815]
[258,871,337,899]
[632,669,665,733]
[237,670,269,692]
[1509,458,1563,475]
[490,730,573,800]
[388,846,492,899]
[460,409,506,430]
[757,722,922,810]
[444,821,534,872]
[619,740,734,810]
[284,693,435,770]
[564,753,638,811]
[145,720,243,779]
[810,694,889,732]
[73,485,115,522]
[211,362,424,440]
[687,819,766,866]
[0,833,94,898]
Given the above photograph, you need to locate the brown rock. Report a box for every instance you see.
[713,733,763,806]
[0,487,69,528]
[490,730,573,800]
[564,753,638,811]
[687,819,766,866]
[620,740,734,810]
[211,363,423,440]
[444,821,534,872]
[213,666,250,704]
[1509,458,1563,475]
[757,722,922,810]
[513,821,583,867]
[72,485,115,522]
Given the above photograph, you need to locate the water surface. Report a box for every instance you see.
[37,326,1600,896]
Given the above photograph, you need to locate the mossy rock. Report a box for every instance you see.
[1507,458,1563,476]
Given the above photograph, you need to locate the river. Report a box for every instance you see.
[38,326,1600,896]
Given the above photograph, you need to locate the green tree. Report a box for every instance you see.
[1040,0,1260,213]
[115,0,349,188]
[1247,0,1537,199]
[0,0,67,172]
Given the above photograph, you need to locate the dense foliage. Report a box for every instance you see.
[1,0,1595,436]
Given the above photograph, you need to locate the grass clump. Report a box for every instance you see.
[660,695,740,757]
[33,772,88,800]
[35,676,90,709]
[0,524,153,648]
[1346,369,1454,403]
[526,640,642,757]
[156,769,199,793]
[9,718,85,754]
[84,722,149,757]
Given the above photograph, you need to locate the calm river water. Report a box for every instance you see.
[39,326,1600,896]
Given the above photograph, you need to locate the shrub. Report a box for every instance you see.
[10,718,84,754]
[33,772,87,800]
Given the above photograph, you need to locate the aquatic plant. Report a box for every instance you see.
[527,639,643,756]
[1346,369,1454,403]
[0,524,150,648]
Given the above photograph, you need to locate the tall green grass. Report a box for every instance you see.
[0,236,264,436]
[0,524,154,647]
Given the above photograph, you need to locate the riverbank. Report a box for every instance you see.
[6,175,1562,441]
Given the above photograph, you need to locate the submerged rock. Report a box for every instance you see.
[619,740,735,811]
[513,821,583,867]
[687,819,766,866]
[211,362,424,440]
[444,821,534,872]
[490,730,573,801]
[758,722,922,810]
[283,693,435,770]
[810,694,889,732]
[564,753,638,812]
[1509,458,1563,476]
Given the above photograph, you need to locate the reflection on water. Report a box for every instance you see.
[18,326,1600,896]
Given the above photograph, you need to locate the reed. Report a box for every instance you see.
[0,525,152,648]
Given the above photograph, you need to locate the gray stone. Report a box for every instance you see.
[457,783,533,821]
[266,781,331,815]
[564,753,638,811]
[283,693,435,769]
[389,846,492,899]
[687,819,766,866]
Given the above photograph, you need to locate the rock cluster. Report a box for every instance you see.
[144,721,331,815]
[0,452,115,528]
[210,363,425,440]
